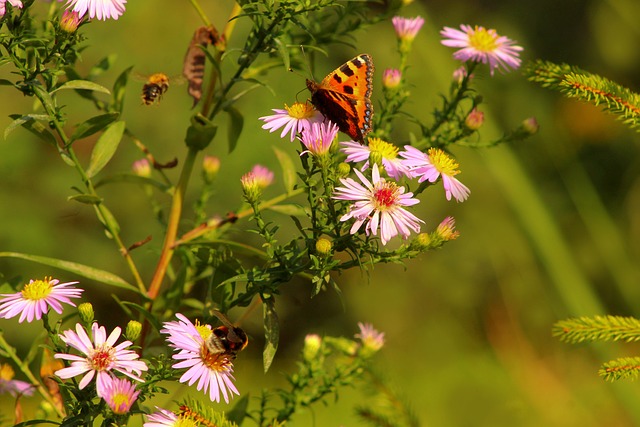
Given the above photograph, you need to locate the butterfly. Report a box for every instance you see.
[306,54,374,143]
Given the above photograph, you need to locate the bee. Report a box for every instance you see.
[141,73,170,105]
[205,310,248,360]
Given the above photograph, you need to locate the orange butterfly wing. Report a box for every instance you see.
[306,54,374,142]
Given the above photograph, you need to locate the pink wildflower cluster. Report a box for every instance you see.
[258,93,471,246]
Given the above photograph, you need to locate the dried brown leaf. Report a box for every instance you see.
[183,26,220,108]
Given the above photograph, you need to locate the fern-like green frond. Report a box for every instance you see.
[599,357,640,382]
[553,315,640,344]
[524,59,640,130]
[177,398,239,427]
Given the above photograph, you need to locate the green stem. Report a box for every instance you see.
[188,0,212,26]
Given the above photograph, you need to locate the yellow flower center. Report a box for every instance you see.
[372,181,400,211]
[368,137,399,160]
[110,391,134,415]
[286,102,316,119]
[194,321,213,341]
[428,148,460,176]
[21,277,54,301]
[468,26,498,52]
[0,363,15,381]
[89,344,115,371]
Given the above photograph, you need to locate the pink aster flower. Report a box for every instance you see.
[0,0,22,16]
[144,407,178,427]
[400,146,470,202]
[333,164,423,245]
[0,277,83,323]
[440,25,523,75]
[60,10,81,32]
[392,16,425,42]
[252,164,274,188]
[64,0,126,21]
[54,322,148,397]
[355,322,385,353]
[299,121,338,156]
[102,376,140,414]
[0,363,34,397]
[260,102,323,142]
[341,138,411,180]
[161,313,239,403]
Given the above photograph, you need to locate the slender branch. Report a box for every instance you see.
[147,147,199,300]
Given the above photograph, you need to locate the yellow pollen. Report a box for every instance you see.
[0,363,15,381]
[194,321,213,341]
[90,344,115,371]
[285,102,316,119]
[468,26,498,52]
[428,148,460,176]
[21,277,54,301]
[368,137,399,159]
[372,182,400,211]
[111,392,133,414]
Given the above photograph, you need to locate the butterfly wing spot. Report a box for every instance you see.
[307,54,374,142]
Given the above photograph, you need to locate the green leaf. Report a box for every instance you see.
[274,37,290,71]
[227,394,250,425]
[4,114,50,140]
[185,113,217,151]
[52,80,111,95]
[0,252,140,294]
[262,296,279,373]
[225,106,243,153]
[96,205,121,236]
[67,194,103,205]
[70,113,119,142]
[112,66,133,114]
[86,121,126,178]
[273,146,297,193]
[267,203,307,217]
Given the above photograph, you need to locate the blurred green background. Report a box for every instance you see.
[3,0,640,425]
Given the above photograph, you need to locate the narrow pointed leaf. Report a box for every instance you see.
[262,296,279,373]
[267,204,307,217]
[225,106,243,153]
[112,66,133,113]
[52,80,111,95]
[4,114,50,140]
[70,113,119,142]
[0,252,140,293]
[86,121,126,177]
[273,146,297,193]
[67,194,103,204]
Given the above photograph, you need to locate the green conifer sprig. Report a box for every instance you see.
[599,357,640,382]
[524,59,640,130]
[552,315,640,344]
